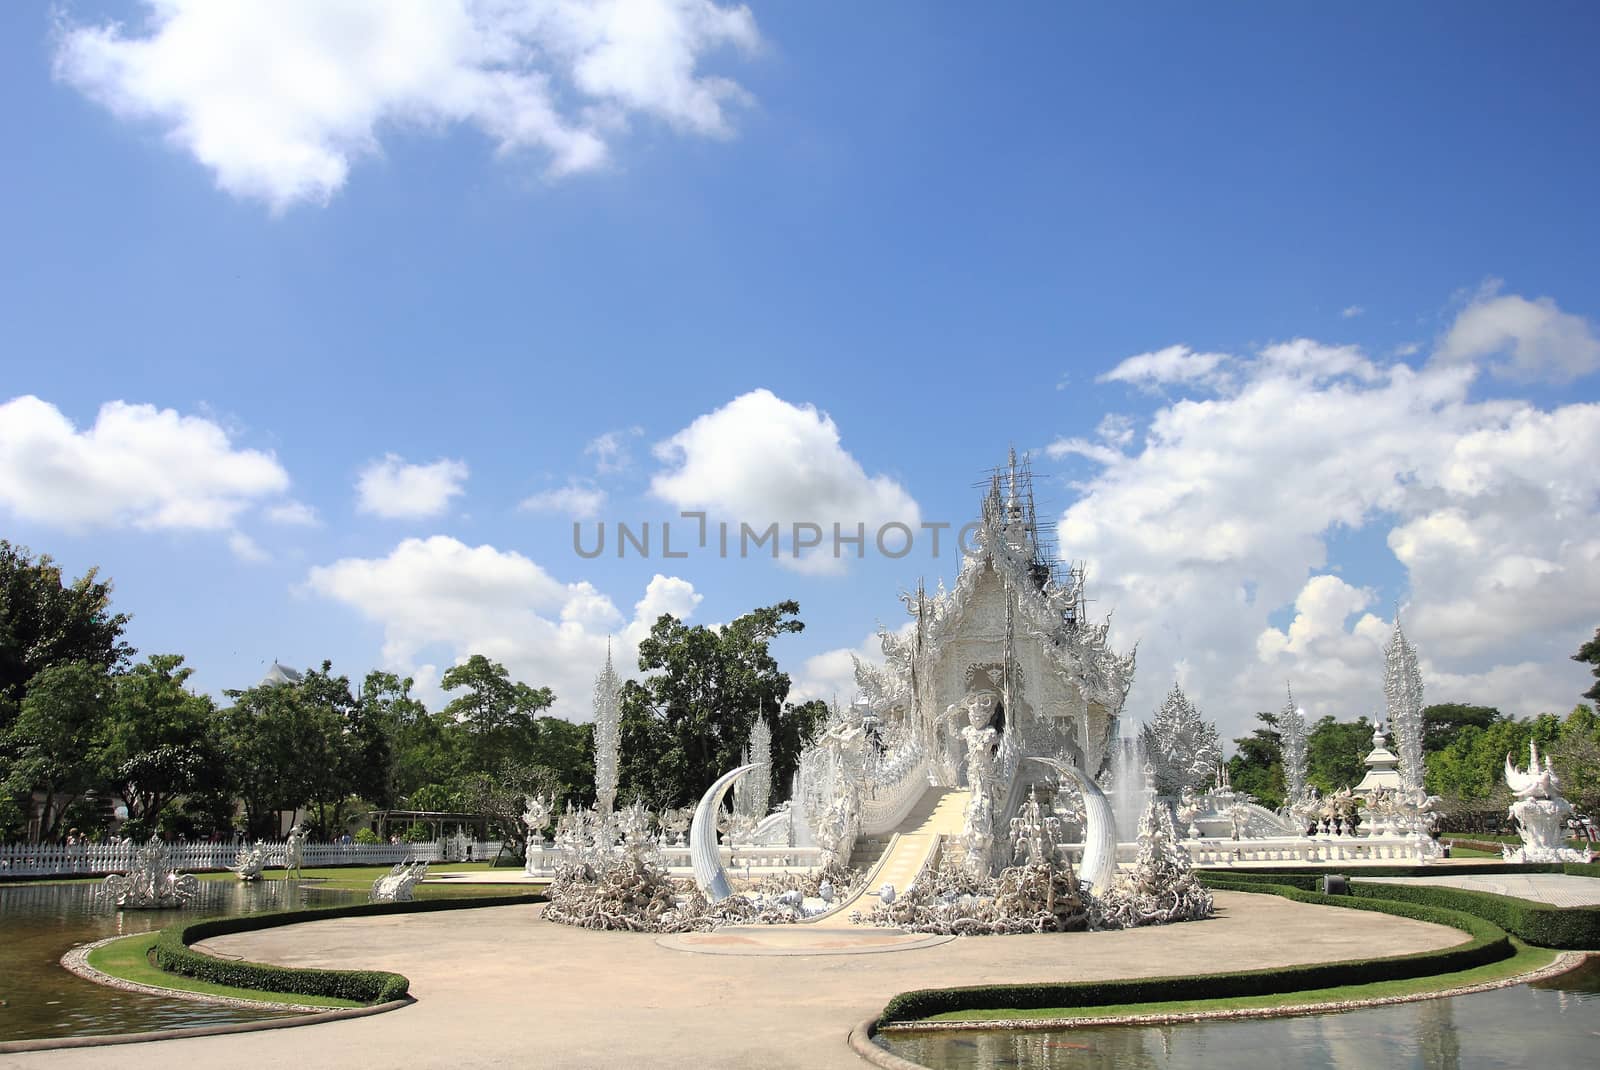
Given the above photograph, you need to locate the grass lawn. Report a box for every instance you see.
[911,939,1561,1024]
[1447,846,1501,858]
[85,933,362,1009]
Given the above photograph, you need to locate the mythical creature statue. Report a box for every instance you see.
[810,706,869,866]
[102,835,199,909]
[283,821,306,879]
[232,840,268,881]
[959,689,1001,875]
[1503,741,1592,863]
[522,793,554,850]
[370,860,429,902]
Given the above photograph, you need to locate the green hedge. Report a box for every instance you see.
[1195,869,1600,949]
[1345,881,1600,949]
[878,881,1509,1024]
[154,893,542,1004]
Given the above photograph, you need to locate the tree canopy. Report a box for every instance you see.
[618,601,829,809]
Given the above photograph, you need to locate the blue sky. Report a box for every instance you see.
[2,2,1598,741]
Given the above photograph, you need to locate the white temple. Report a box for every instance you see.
[795,451,1135,878]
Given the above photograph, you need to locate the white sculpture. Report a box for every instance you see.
[1503,741,1592,863]
[689,762,763,901]
[523,793,553,850]
[1279,686,1309,809]
[1027,757,1115,893]
[283,821,306,879]
[808,706,868,866]
[370,860,429,902]
[1140,684,1221,797]
[232,840,268,881]
[1092,794,1213,929]
[593,643,622,816]
[1384,614,1427,792]
[959,689,1001,875]
[102,835,198,909]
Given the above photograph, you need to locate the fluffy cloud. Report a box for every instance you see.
[520,481,607,518]
[1436,287,1600,382]
[55,0,761,211]
[650,389,920,571]
[0,395,288,532]
[356,454,468,518]
[1095,345,1232,391]
[305,535,700,717]
[585,426,644,473]
[1063,298,1600,737]
[265,499,319,526]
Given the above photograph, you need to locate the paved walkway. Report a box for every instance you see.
[5,891,1465,1070]
[1362,872,1600,908]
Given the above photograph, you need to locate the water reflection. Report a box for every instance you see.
[0,878,359,1042]
[881,959,1600,1070]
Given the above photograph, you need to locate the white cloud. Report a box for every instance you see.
[1061,328,1599,738]
[585,426,644,473]
[54,0,761,211]
[305,535,700,718]
[1436,288,1600,382]
[787,623,915,706]
[228,531,271,563]
[265,499,319,526]
[1341,305,1364,319]
[356,454,468,518]
[520,481,607,518]
[650,389,921,567]
[0,395,288,532]
[1096,345,1232,391]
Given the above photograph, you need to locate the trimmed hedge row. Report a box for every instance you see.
[1347,882,1600,950]
[154,893,543,1004]
[1195,870,1600,949]
[877,881,1510,1024]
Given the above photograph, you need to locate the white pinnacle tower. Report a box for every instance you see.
[1280,684,1308,805]
[593,641,622,816]
[1384,611,1426,792]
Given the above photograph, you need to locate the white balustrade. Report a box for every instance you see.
[0,838,508,876]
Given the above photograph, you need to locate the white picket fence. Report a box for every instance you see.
[0,839,510,876]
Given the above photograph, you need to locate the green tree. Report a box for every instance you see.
[440,655,555,774]
[1227,711,1284,810]
[1575,628,1600,703]
[220,669,348,838]
[1552,704,1600,817]
[3,661,113,840]
[1305,715,1373,794]
[102,654,221,826]
[1420,703,1502,753]
[0,542,131,734]
[618,601,829,808]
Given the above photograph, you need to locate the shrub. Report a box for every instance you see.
[355,828,382,845]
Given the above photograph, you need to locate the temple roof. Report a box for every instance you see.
[259,661,303,687]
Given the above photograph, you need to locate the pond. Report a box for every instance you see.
[0,878,361,1043]
[878,958,1600,1069]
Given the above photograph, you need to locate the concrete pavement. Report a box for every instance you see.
[3,890,1468,1070]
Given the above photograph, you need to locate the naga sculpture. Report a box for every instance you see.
[370,860,429,902]
[1503,741,1592,863]
[102,835,199,909]
[232,840,268,881]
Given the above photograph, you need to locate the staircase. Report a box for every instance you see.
[807,787,969,927]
